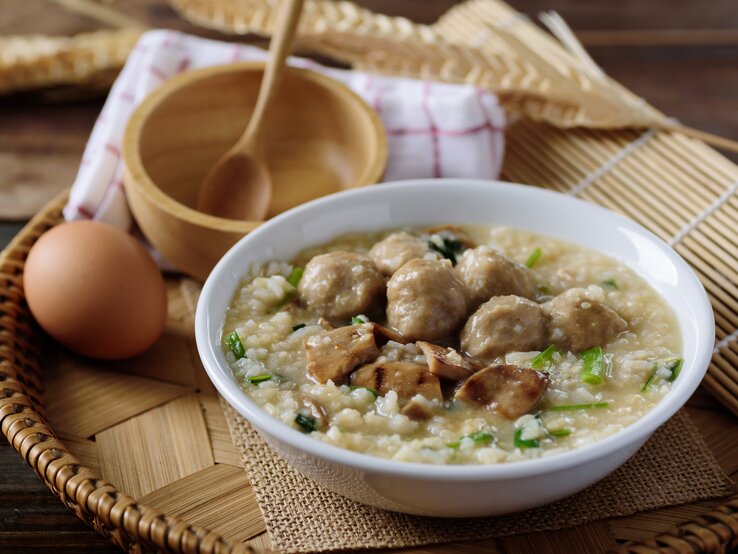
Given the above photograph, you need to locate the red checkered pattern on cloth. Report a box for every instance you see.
[64,30,506,256]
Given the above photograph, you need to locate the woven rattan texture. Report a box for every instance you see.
[0,194,259,554]
[222,401,731,553]
[0,28,142,94]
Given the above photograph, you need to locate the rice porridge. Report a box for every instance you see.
[222,225,681,465]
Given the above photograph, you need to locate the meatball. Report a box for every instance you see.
[548,287,627,352]
[298,251,385,321]
[461,295,547,359]
[386,258,468,341]
[456,246,536,308]
[369,232,439,276]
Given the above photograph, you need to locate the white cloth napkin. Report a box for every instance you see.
[64,30,506,233]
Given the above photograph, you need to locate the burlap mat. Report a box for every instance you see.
[221,401,733,553]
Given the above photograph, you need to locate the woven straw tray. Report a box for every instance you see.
[3,136,738,552]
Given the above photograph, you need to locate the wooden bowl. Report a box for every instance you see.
[123,62,387,281]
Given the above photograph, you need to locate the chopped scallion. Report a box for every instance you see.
[247,374,275,384]
[287,267,304,287]
[531,345,557,370]
[247,374,288,384]
[292,323,306,332]
[580,346,605,385]
[641,364,659,393]
[294,413,317,433]
[469,431,494,445]
[446,431,494,449]
[351,315,369,325]
[349,385,379,398]
[225,331,246,360]
[667,358,683,382]
[602,278,619,289]
[549,402,610,412]
[525,247,542,268]
[548,428,572,437]
[514,428,540,448]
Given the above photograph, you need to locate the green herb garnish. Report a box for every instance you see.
[514,428,540,448]
[247,374,275,384]
[539,285,552,296]
[549,402,610,412]
[428,236,465,265]
[287,267,304,287]
[225,331,246,359]
[349,385,379,398]
[469,431,494,445]
[641,365,659,393]
[580,346,605,385]
[531,345,557,370]
[548,428,572,437]
[602,278,619,289]
[351,315,369,325]
[292,323,306,332]
[525,247,542,268]
[294,413,317,433]
[446,431,494,450]
[667,358,683,382]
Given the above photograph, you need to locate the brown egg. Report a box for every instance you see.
[24,221,167,360]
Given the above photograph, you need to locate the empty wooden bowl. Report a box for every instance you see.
[123,62,387,281]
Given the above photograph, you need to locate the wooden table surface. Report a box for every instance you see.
[2,1,738,552]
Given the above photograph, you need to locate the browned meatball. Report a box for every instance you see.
[548,288,627,352]
[297,251,385,321]
[461,295,547,359]
[456,246,536,308]
[386,258,468,341]
[369,232,439,276]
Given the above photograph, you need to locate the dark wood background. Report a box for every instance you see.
[1,0,737,552]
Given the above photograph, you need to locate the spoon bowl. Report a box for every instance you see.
[197,150,272,221]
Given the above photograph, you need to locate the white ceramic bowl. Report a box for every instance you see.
[195,179,713,517]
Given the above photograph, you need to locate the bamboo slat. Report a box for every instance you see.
[96,394,214,499]
[44,355,193,438]
[201,395,243,467]
[141,463,266,542]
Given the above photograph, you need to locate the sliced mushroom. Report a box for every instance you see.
[454,364,548,420]
[303,323,379,384]
[350,361,442,402]
[400,398,434,421]
[371,322,411,345]
[416,341,480,380]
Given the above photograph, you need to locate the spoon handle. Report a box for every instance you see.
[240,0,304,149]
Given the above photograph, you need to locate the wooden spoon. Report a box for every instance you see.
[196,0,304,220]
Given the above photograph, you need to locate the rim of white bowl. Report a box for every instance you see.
[196,179,714,481]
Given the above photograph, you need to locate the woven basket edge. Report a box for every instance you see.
[0,191,261,554]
